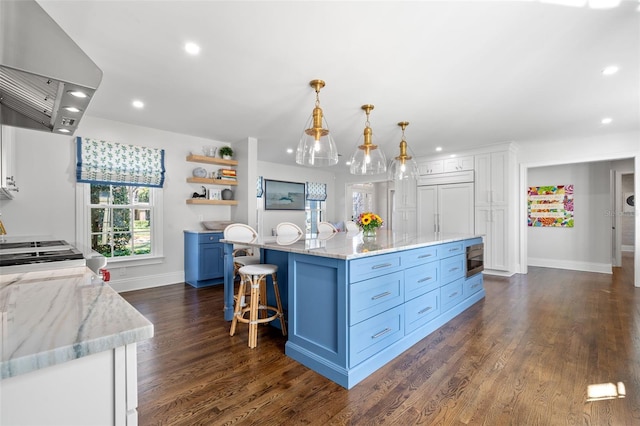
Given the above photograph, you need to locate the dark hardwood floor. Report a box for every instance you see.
[122,253,639,425]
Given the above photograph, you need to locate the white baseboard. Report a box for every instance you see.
[622,245,635,253]
[482,269,516,277]
[527,257,612,274]
[108,271,185,293]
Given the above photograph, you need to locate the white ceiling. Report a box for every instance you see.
[37,0,639,172]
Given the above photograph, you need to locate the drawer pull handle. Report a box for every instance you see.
[471,283,480,289]
[418,254,432,258]
[449,247,460,252]
[372,328,392,339]
[449,267,459,272]
[371,263,393,270]
[371,291,391,300]
[449,292,459,298]
[417,276,433,283]
[418,306,433,314]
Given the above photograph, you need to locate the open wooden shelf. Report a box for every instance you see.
[186,177,238,186]
[186,199,238,206]
[186,154,238,166]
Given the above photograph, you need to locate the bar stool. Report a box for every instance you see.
[230,263,287,348]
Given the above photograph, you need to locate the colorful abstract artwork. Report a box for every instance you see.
[528,185,574,227]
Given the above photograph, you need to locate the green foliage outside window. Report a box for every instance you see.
[89,184,152,258]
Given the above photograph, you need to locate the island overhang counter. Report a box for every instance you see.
[222,230,484,389]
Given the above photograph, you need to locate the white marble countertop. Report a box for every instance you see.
[223,230,483,260]
[0,266,154,379]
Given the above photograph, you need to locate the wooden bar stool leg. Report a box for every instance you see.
[248,273,261,348]
[230,275,246,336]
[271,272,287,336]
[258,277,267,322]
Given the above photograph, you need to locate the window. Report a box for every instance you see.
[305,200,324,234]
[76,183,163,264]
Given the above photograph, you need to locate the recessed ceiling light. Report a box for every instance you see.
[602,65,619,76]
[435,147,442,152]
[57,128,71,133]
[345,161,352,166]
[601,117,613,125]
[286,148,293,154]
[132,100,144,109]
[63,106,81,113]
[185,42,201,55]
[67,90,88,98]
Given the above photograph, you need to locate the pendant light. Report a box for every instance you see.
[349,104,387,175]
[296,79,339,167]
[388,121,418,181]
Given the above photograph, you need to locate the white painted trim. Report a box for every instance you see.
[482,269,516,277]
[527,257,612,274]
[108,271,185,293]
[622,245,635,252]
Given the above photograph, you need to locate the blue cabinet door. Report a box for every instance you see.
[199,243,223,280]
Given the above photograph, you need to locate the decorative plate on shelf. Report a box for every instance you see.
[192,167,207,178]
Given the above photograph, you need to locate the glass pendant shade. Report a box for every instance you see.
[296,80,339,167]
[388,122,418,181]
[349,104,387,175]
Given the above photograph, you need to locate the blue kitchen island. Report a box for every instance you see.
[222,230,484,389]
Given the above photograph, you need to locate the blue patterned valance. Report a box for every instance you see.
[76,137,165,187]
[306,182,327,201]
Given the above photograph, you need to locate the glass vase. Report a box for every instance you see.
[362,228,377,239]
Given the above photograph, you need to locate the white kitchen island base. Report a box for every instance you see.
[1,343,139,425]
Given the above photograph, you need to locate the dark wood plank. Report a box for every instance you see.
[122,252,639,425]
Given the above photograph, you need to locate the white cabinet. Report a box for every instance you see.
[474,151,511,272]
[443,156,474,173]
[418,183,474,234]
[391,178,417,234]
[418,159,444,175]
[0,125,18,199]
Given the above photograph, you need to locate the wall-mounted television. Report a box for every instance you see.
[264,179,306,210]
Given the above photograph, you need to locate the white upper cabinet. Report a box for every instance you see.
[418,159,444,175]
[443,156,474,173]
[474,152,507,207]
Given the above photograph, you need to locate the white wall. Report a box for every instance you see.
[256,160,335,236]
[516,131,640,285]
[2,116,240,291]
[527,161,612,273]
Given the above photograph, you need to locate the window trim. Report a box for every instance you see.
[75,183,164,266]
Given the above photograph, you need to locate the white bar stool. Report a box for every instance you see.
[230,263,287,348]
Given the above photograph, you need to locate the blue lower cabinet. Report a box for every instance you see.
[405,261,439,301]
[405,288,440,334]
[349,305,404,367]
[441,277,464,312]
[184,231,224,287]
[464,273,483,296]
[349,271,404,326]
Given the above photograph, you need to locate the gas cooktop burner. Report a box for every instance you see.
[0,240,68,250]
[0,240,85,267]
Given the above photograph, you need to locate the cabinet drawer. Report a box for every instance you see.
[350,305,404,367]
[441,277,464,312]
[403,246,439,269]
[439,241,465,258]
[198,233,222,243]
[440,253,465,284]
[350,271,404,325]
[405,262,439,301]
[464,274,483,297]
[405,289,440,334]
[350,252,402,283]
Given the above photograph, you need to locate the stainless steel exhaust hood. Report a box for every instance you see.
[0,0,102,135]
